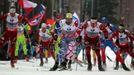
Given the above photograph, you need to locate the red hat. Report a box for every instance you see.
[56,15,61,19]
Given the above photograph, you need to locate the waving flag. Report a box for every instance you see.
[18,0,37,15]
[46,19,56,27]
[73,12,80,27]
[46,19,56,33]
[28,4,46,26]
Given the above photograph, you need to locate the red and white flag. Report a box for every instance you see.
[28,12,45,26]
[18,0,37,15]
[73,12,80,27]
[28,4,46,26]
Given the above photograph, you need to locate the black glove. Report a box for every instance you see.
[76,36,82,42]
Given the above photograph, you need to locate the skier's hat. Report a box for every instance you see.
[66,13,73,19]
[9,6,16,13]
[100,17,109,23]
[119,24,125,29]
[41,23,46,28]
[56,15,61,19]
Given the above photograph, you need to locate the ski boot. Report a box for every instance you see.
[93,59,96,66]
[98,63,105,71]
[50,62,59,71]
[87,63,92,71]
[45,58,48,63]
[10,60,15,68]
[131,59,134,69]
[59,61,67,71]
[40,62,44,66]
[50,64,58,71]
[25,56,29,62]
[14,56,18,63]
[114,62,119,70]
[102,62,107,69]
[122,63,130,71]
[68,60,72,70]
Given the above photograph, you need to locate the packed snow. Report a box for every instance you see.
[0,47,134,75]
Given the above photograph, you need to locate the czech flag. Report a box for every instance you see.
[18,0,37,15]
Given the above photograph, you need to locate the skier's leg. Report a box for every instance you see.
[39,45,44,66]
[15,38,19,57]
[115,48,130,71]
[95,49,105,71]
[22,37,28,61]
[10,30,17,68]
[93,39,105,71]
[10,42,16,68]
[49,41,55,60]
[45,49,48,63]
[44,41,49,63]
[107,40,118,54]
[56,38,69,71]
[60,58,68,70]
[100,39,106,65]
[101,48,106,64]
[86,46,92,71]
[50,59,59,71]
[131,58,134,69]
[68,60,72,69]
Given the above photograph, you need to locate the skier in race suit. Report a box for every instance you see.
[99,17,118,68]
[0,6,26,67]
[50,13,79,71]
[38,23,54,66]
[83,17,105,71]
[112,24,134,71]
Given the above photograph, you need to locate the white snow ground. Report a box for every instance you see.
[0,47,134,75]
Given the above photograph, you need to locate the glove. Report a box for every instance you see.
[76,36,82,42]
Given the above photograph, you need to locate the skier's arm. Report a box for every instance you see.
[99,24,108,39]
[0,14,7,21]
